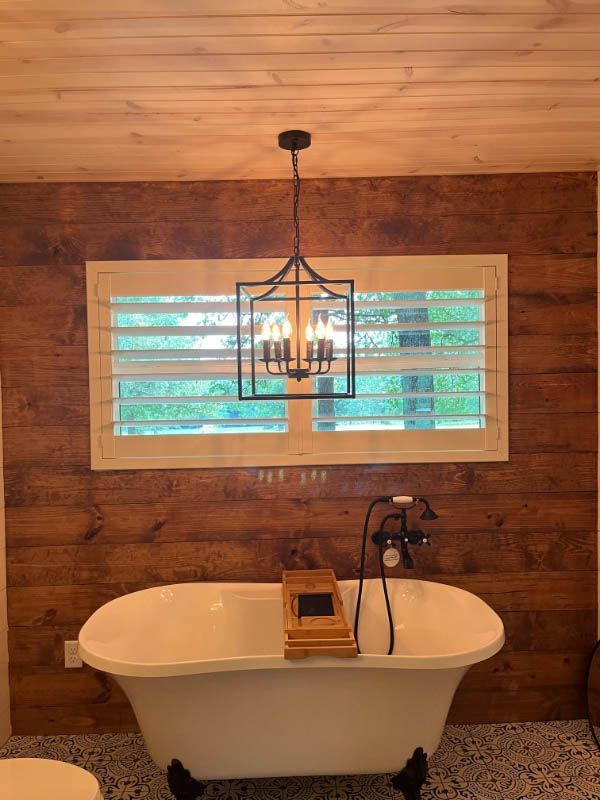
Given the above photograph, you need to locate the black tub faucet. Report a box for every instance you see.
[354,494,439,655]
[371,507,432,569]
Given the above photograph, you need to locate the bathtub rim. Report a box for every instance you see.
[78,578,505,678]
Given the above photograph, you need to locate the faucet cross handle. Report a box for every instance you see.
[404,530,430,547]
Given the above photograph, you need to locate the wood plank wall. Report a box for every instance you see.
[0,172,597,735]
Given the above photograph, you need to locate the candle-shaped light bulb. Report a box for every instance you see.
[282,317,293,339]
[315,316,326,340]
[325,320,334,339]
[261,320,272,342]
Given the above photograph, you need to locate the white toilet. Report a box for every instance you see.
[0,757,103,799]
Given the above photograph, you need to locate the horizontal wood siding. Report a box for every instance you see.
[0,171,597,734]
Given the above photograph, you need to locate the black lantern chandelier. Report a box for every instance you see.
[236,130,356,401]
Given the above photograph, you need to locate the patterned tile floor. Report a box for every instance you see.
[0,720,598,800]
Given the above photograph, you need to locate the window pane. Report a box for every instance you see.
[111,295,288,436]
[313,289,485,432]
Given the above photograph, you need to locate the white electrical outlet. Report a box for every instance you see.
[64,640,83,669]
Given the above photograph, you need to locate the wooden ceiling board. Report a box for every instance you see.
[5,14,600,36]
[1,1,600,182]
[3,1,600,15]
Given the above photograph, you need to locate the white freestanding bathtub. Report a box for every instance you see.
[79,578,504,780]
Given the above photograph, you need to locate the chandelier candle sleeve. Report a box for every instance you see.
[316,316,326,360]
[305,322,314,361]
[272,323,282,360]
[282,318,292,361]
[261,321,272,362]
[325,320,334,361]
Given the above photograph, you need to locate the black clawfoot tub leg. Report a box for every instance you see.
[167,759,206,800]
[391,747,429,800]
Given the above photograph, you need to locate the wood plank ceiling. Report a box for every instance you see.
[1,1,600,182]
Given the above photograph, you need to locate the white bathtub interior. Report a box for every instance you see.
[80,579,503,673]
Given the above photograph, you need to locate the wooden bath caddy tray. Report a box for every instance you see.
[282,569,358,660]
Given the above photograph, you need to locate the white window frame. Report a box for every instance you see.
[87,255,508,470]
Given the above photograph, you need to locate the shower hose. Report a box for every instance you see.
[353,496,396,656]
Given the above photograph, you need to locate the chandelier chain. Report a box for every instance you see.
[292,148,301,261]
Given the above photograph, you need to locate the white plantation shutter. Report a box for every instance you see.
[88,261,295,468]
[312,294,487,430]
[308,260,505,460]
[87,257,507,469]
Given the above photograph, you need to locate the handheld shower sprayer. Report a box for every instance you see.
[391,496,439,521]
[354,494,438,655]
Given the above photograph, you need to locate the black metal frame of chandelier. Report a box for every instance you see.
[261,355,337,380]
[236,256,355,401]
[235,129,356,401]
